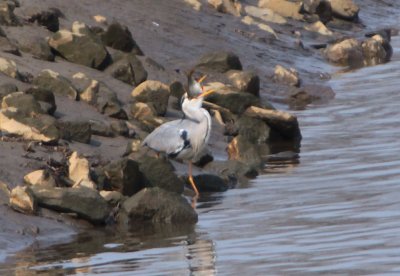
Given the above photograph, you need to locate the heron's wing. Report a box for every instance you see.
[142,119,195,156]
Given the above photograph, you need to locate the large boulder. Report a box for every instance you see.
[1,92,43,115]
[244,106,301,140]
[48,21,110,69]
[203,83,261,114]
[131,80,170,116]
[0,107,59,143]
[101,21,143,55]
[235,115,270,144]
[25,86,57,115]
[24,170,56,187]
[107,52,147,86]
[27,8,62,32]
[134,155,185,194]
[0,1,21,26]
[96,83,127,119]
[227,135,263,167]
[273,65,301,87]
[57,120,91,144]
[68,151,96,188]
[120,187,198,224]
[10,186,36,214]
[196,51,242,73]
[103,158,145,196]
[258,0,303,20]
[324,38,363,67]
[362,35,391,66]
[208,0,243,17]
[226,70,260,96]
[185,174,229,192]
[329,0,359,21]
[29,186,110,224]
[32,69,78,100]
[0,57,20,79]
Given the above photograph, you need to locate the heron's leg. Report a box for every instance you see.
[188,161,200,196]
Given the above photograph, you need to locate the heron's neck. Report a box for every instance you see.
[182,97,206,122]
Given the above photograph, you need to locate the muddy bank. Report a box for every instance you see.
[0,0,399,263]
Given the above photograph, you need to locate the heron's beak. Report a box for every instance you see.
[198,89,215,98]
[197,75,207,84]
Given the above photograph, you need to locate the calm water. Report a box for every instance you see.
[2,33,400,276]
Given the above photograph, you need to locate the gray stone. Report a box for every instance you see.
[0,107,59,143]
[0,1,21,26]
[0,56,20,79]
[235,115,270,144]
[29,186,110,224]
[227,135,263,168]
[186,174,228,192]
[0,82,17,101]
[196,51,242,73]
[226,70,260,96]
[27,8,62,32]
[25,86,56,115]
[24,170,56,187]
[10,186,36,214]
[208,0,242,16]
[57,120,91,144]
[107,53,147,86]
[33,69,78,100]
[110,120,129,137]
[96,83,127,119]
[120,187,198,224]
[48,21,110,69]
[101,21,143,54]
[1,92,43,115]
[329,0,359,21]
[131,80,170,116]
[89,119,114,137]
[103,158,144,196]
[273,65,301,87]
[324,38,363,67]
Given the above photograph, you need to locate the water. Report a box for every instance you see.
[2,27,400,276]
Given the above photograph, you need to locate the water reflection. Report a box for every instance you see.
[4,217,219,275]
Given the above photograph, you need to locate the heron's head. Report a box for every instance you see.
[186,69,208,99]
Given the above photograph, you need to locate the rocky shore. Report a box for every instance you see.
[0,0,398,261]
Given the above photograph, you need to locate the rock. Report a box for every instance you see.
[258,0,303,20]
[184,0,202,11]
[134,155,185,194]
[93,15,107,24]
[0,1,21,26]
[192,147,214,167]
[169,81,186,99]
[101,21,143,54]
[196,51,242,73]
[305,21,333,36]
[226,70,260,96]
[71,72,99,104]
[0,107,59,143]
[186,174,228,192]
[33,69,78,100]
[0,57,20,79]
[0,82,17,101]
[244,6,287,25]
[227,135,263,167]
[24,169,56,187]
[362,35,391,66]
[89,119,114,137]
[244,106,301,140]
[130,102,161,130]
[27,8,62,32]
[324,38,363,67]
[329,0,359,21]
[103,158,144,196]
[29,186,110,224]
[96,83,127,119]
[107,52,147,86]
[203,83,260,114]
[0,180,10,205]
[25,86,57,115]
[10,26,55,61]
[131,80,170,116]
[100,190,126,205]
[241,15,278,38]
[68,152,96,188]
[57,120,91,144]
[273,65,301,87]
[48,21,110,69]
[235,115,270,144]
[110,120,129,137]
[120,187,198,224]
[301,0,321,14]
[1,92,43,115]
[289,84,335,109]
[124,139,142,156]
[0,34,20,56]
[10,186,36,214]
[208,0,242,17]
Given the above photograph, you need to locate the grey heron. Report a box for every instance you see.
[142,72,215,197]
